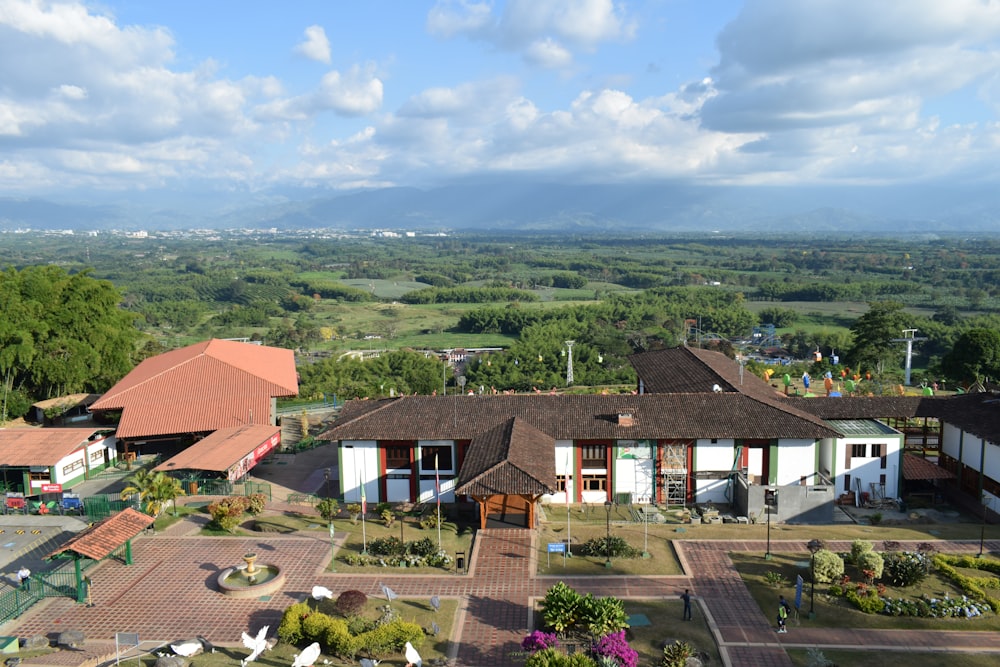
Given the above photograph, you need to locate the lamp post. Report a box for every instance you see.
[324,468,330,497]
[979,496,991,558]
[604,500,613,568]
[764,488,776,560]
[808,538,823,619]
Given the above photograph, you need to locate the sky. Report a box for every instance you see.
[3,0,1000,211]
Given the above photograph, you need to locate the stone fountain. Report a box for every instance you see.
[217,552,286,598]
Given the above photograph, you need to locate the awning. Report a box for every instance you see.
[902,452,954,481]
[154,424,280,482]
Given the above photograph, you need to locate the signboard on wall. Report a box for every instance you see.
[617,440,652,459]
[41,483,62,493]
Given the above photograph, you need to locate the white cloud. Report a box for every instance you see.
[427,0,634,69]
[295,25,332,64]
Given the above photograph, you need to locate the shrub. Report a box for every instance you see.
[207,495,251,532]
[660,640,695,667]
[346,503,362,523]
[869,512,883,526]
[812,549,845,583]
[593,630,638,667]
[883,552,929,587]
[764,570,788,587]
[316,498,339,523]
[409,537,437,556]
[525,648,598,667]
[369,536,405,557]
[420,512,441,529]
[335,590,368,617]
[578,536,640,559]
[354,618,423,658]
[850,539,874,564]
[277,601,312,644]
[845,587,885,614]
[579,594,629,638]
[381,509,395,527]
[856,550,884,582]
[521,630,560,653]
[245,493,267,516]
[540,582,582,634]
[302,611,337,642]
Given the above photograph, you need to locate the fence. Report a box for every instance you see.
[0,568,88,623]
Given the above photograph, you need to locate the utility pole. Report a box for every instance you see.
[892,329,927,386]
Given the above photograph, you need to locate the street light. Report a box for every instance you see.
[979,496,992,558]
[808,538,823,619]
[604,500,613,568]
[764,488,777,560]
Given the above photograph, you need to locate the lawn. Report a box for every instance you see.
[732,550,1000,632]
[787,648,1000,667]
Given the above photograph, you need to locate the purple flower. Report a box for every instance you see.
[593,630,638,667]
[521,630,560,653]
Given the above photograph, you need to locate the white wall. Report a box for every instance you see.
[694,438,735,504]
[834,436,902,499]
[341,441,379,502]
[775,439,816,486]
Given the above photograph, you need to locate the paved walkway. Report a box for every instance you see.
[4,503,1000,666]
[4,450,1000,665]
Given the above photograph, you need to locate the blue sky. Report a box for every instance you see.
[2,0,1000,210]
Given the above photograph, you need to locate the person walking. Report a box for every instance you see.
[681,589,692,621]
[777,595,790,633]
[16,566,30,590]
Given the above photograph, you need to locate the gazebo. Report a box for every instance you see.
[455,418,556,529]
[45,508,154,603]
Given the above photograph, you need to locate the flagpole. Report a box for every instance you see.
[435,453,442,551]
[566,448,572,555]
[360,470,368,555]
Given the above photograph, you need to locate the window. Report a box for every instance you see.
[581,445,607,469]
[852,443,867,458]
[581,473,606,491]
[62,459,84,475]
[844,474,852,492]
[89,449,104,462]
[386,446,410,470]
[870,444,884,458]
[420,445,453,473]
[557,475,570,493]
[31,470,53,481]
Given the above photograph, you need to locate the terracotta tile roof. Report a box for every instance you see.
[0,427,103,466]
[456,418,557,496]
[320,393,841,442]
[90,339,298,439]
[154,424,280,473]
[925,392,1000,444]
[902,452,955,481]
[46,508,154,561]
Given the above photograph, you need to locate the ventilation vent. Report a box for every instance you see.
[617,413,634,427]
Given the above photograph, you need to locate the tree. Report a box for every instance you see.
[0,266,141,401]
[847,301,912,377]
[941,328,1000,385]
[121,469,186,517]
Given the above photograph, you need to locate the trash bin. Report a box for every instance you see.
[455,551,465,574]
[188,481,198,494]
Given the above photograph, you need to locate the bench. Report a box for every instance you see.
[286,493,319,506]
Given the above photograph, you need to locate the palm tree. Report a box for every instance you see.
[120,470,186,517]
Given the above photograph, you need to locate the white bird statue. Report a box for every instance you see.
[169,639,204,657]
[241,625,271,667]
[404,641,422,667]
[359,659,380,667]
[311,585,334,601]
[292,642,322,667]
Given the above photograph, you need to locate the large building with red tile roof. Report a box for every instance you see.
[89,339,297,458]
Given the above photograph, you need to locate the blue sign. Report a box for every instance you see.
[795,574,804,610]
[547,542,567,553]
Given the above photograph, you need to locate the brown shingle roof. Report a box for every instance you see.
[902,452,955,481]
[46,508,154,561]
[786,396,936,420]
[456,418,557,496]
[319,393,841,442]
[630,347,783,403]
[0,428,102,466]
[90,339,298,440]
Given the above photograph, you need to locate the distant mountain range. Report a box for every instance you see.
[2,181,999,235]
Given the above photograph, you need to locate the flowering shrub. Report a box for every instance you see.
[592,630,638,667]
[521,630,559,653]
[883,551,929,587]
[812,549,845,583]
[207,495,251,532]
[881,594,991,618]
[342,551,453,569]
